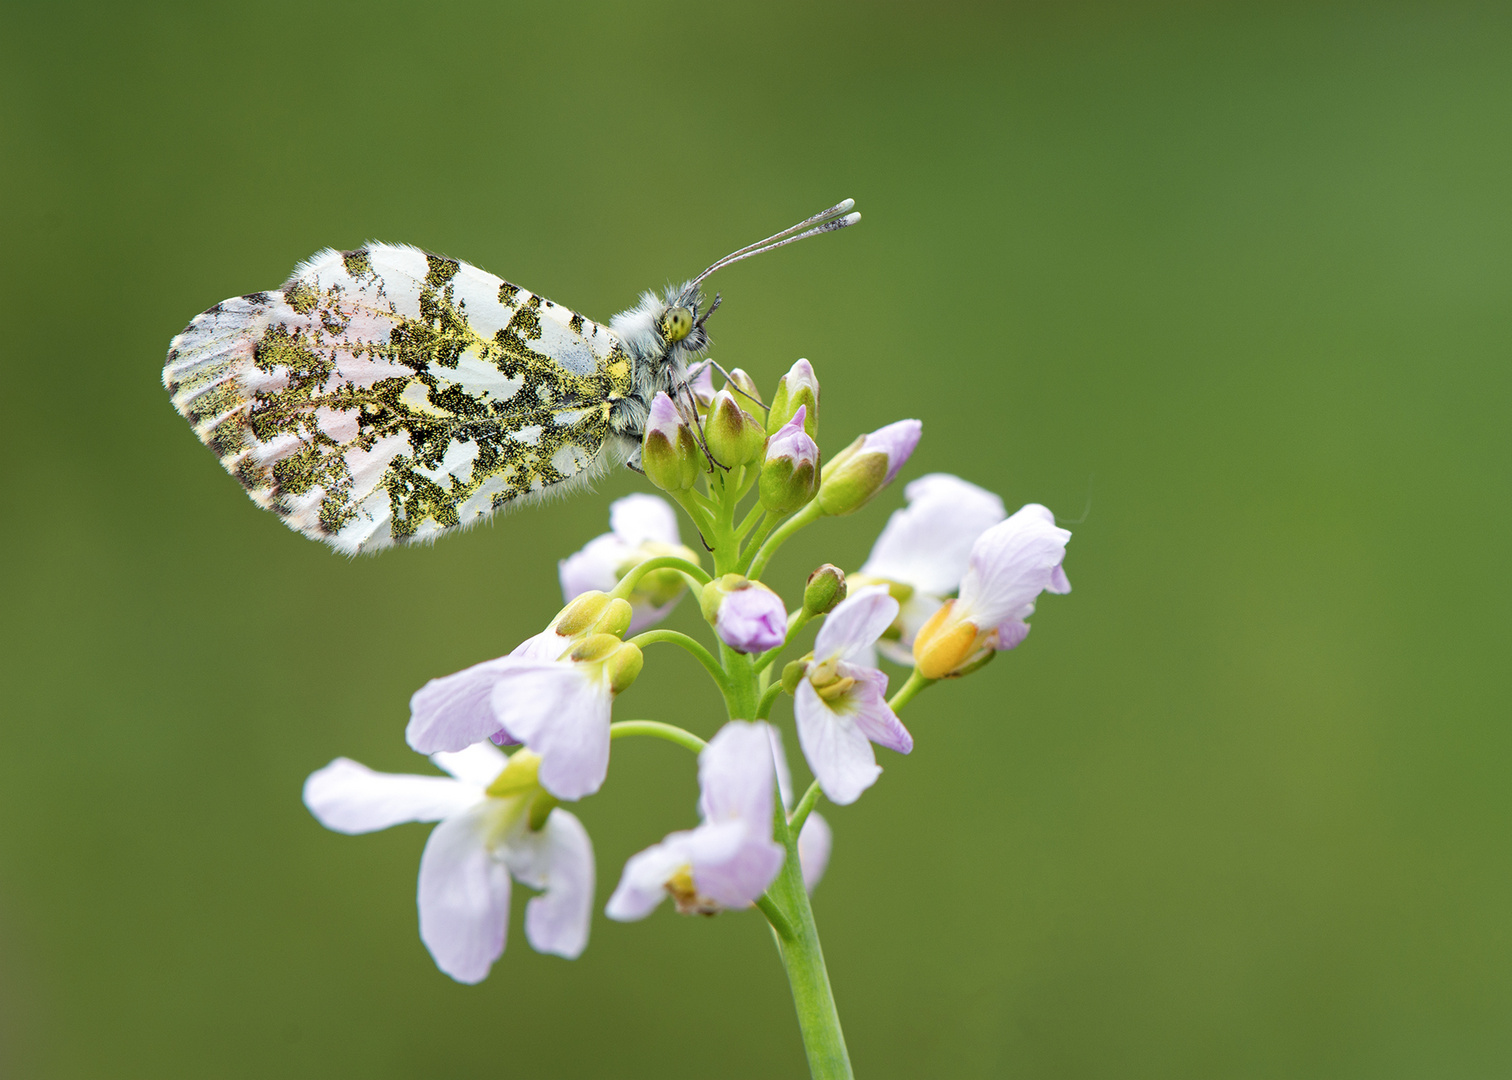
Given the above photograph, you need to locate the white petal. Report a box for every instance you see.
[1049,564,1072,595]
[993,618,1032,651]
[957,504,1071,628]
[430,741,508,787]
[609,493,681,546]
[697,721,777,829]
[406,656,514,754]
[604,834,695,921]
[839,665,914,755]
[798,811,833,893]
[491,662,613,800]
[558,532,631,601]
[511,628,574,661]
[504,808,595,959]
[875,592,945,663]
[767,725,795,810]
[813,586,899,665]
[687,821,785,910]
[794,681,882,806]
[303,758,481,834]
[861,474,1005,596]
[417,802,512,984]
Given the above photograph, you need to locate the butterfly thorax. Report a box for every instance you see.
[606,281,711,447]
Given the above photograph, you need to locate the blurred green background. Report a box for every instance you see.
[3,1,1510,1076]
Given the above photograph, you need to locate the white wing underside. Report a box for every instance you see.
[163,244,637,553]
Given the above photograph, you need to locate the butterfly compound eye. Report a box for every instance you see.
[660,306,693,343]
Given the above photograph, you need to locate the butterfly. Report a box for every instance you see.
[163,200,859,554]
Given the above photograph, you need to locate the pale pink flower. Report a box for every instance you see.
[605,722,786,919]
[794,587,913,805]
[303,743,593,984]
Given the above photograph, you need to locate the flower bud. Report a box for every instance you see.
[602,640,645,695]
[767,358,819,440]
[553,592,634,639]
[911,600,986,679]
[569,633,646,693]
[724,367,764,406]
[815,419,922,516]
[758,405,820,513]
[641,391,701,492]
[780,658,809,696]
[689,363,717,412]
[803,564,847,616]
[704,389,767,467]
[700,573,787,653]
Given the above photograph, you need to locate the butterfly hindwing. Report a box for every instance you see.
[163,244,638,553]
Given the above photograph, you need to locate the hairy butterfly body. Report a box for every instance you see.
[163,200,859,554]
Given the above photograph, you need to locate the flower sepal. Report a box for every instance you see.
[706,389,767,467]
[641,391,702,492]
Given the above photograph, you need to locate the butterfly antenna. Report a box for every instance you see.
[689,199,860,290]
[700,357,769,415]
[694,292,722,330]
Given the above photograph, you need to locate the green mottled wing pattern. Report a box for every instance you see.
[163,244,637,553]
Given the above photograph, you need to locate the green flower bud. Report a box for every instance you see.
[602,640,644,695]
[767,358,819,439]
[758,405,819,514]
[570,633,645,694]
[553,592,634,639]
[815,419,922,516]
[641,391,701,492]
[803,564,847,616]
[724,367,765,406]
[705,389,766,467]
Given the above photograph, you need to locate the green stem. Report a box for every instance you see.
[747,500,823,580]
[756,681,784,719]
[788,778,823,835]
[609,555,711,600]
[765,804,853,1078]
[755,893,796,938]
[735,501,768,542]
[887,668,934,712]
[627,629,728,692]
[658,467,851,1078]
[739,512,779,573]
[608,720,706,754]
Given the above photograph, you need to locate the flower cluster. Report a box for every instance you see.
[303,356,1073,999]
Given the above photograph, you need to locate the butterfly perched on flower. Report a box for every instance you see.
[162,200,860,554]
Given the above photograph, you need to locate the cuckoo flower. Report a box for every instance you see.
[794,586,914,805]
[303,743,593,984]
[406,593,643,800]
[560,493,701,632]
[605,721,786,920]
[912,503,1072,679]
[856,473,1007,663]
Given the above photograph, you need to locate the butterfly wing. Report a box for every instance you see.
[164,244,638,553]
